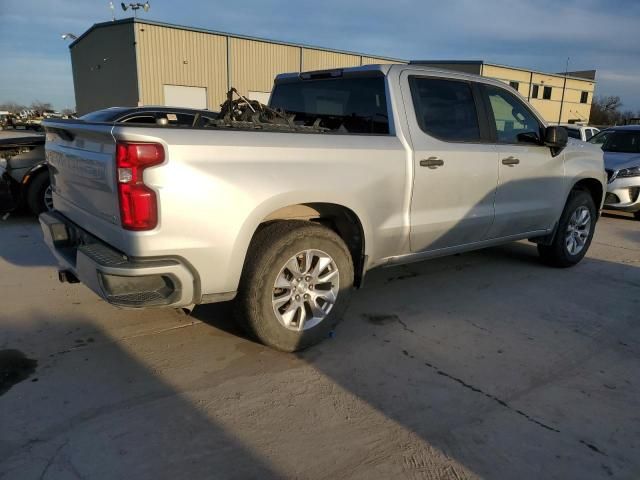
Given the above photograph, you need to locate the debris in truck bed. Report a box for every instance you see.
[212,88,327,133]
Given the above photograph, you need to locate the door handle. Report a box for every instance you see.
[420,157,444,169]
[502,156,520,166]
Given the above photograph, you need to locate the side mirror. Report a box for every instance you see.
[544,126,568,155]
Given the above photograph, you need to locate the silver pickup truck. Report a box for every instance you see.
[40,64,605,351]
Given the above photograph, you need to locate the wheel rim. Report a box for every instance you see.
[272,249,340,331]
[43,185,54,211]
[565,206,591,255]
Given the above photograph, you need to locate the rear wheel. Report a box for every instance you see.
[538,189,596,267]
[26,171,52,215]
[235,220,354,352]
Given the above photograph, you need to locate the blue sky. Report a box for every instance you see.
[1,0,638,111]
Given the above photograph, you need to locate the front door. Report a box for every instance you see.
[481,84,565,238]
[401,73,499,252]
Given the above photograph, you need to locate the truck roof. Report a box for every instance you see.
[274,63,515,89]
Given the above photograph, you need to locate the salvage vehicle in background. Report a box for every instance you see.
[40,64,605,351]
[0,134,51,215]
[589,125,640,219]
[0,106,219,215]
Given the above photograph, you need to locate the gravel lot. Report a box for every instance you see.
[0,212,638,479]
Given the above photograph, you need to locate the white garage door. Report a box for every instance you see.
[248,91,271,104]
[163,85,208,109]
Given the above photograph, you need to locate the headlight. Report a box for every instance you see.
[0,157,7,170]
[617,166,640,178]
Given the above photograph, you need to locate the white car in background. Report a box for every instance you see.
[562,124,600,142]
[589,126,640,219]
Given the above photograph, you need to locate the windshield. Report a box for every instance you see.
[590,130,640,153]
[269,75,389,134]
[588,129,611,146]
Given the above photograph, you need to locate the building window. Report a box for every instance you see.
[531,85,539,98]
[543,86,552,100]
[509,81,519,92]
[580,91,589,104]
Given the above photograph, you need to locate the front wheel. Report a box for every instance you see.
[538,189,596,267]
[234,220,354,352]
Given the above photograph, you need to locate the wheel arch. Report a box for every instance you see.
[571,177,604,212]
[244,202,369,288]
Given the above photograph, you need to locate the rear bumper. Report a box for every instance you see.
[39,211,196,308]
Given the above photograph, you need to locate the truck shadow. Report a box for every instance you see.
[196,241,640,479]
[0,212,57,267]
[0,312,282,479]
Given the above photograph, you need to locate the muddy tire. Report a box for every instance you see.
[538,189,596,267]
[234,220,354,352]
[25,171,52,215]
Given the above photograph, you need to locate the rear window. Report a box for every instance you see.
[80,108,129,122]
[269,76,389,134]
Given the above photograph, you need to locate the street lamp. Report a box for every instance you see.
[61,33,78,41]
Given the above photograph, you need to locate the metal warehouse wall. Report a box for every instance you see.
[134,22,405,109]
[70,22,139,115]
[70,19,406,112]
[135,23,228,110]
[229,38,300,98]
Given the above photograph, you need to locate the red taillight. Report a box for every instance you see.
[115,142,164,231]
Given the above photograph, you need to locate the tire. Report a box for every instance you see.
[538,189,596,267]
[234,220,354,352]
[25,171,52,215]
[634,211,640,221]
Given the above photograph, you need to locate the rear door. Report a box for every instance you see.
[480,84,565,238]
[401,72,499,252]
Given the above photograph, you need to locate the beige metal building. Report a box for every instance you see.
[69,18,403,114]
[416,61,596,124]
[70,19,596,124]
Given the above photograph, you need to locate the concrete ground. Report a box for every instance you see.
[0,212,638,480]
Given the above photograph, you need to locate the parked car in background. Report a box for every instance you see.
[80,106,219,127]
[562,124,599,142]
[0,134,50,214]
[40,64,605,351]
[589,125,640,219]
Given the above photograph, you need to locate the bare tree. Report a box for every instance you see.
[0,102,27,114]
[590,95,625,126]
[30,100,53,114]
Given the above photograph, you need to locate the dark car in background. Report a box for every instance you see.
[80,106,218,126]
[0,106,218,215]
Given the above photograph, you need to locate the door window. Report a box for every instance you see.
[409,77,480,142]
[484,85,542,144]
